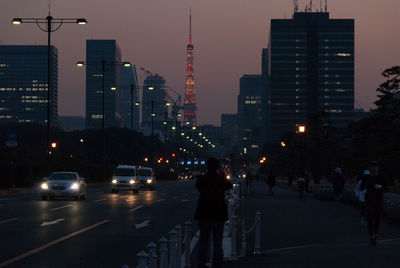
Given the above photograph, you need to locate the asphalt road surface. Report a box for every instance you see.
[0,180,198,268]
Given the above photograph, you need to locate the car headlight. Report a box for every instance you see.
[112,179,117,184]
[226,175,231,180]
[70,183,79,190]
[41,183,49,190]
[242,174,246,178]
[147,179,152,184]
[129,180,136,184]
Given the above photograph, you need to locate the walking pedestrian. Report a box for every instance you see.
[267,170,276,196]
[355,170,369,225]
[361,161,387,246]
[297,176,306,200]
[194,157,233,268]
[331,167,345,204]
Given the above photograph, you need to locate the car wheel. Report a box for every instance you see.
[49,196,55,200]
[41,195,47,201]
[74,195,79,201]
[80,194,86,200]
[151,187,155,191]
[112,189,118,193]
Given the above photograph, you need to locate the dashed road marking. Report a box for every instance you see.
[0,219,110,268]
[182,199,189,202]
[51,205,72,211]
[157,199,164,202]
[94,198,106,202]
[95,191,103,194]
[129,205,143,213]
[40,219,65,227]
[135,220,151,229]
[0,217,19,225]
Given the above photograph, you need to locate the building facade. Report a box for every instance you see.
[238,75,264,156]
[141,74,168,133]
[221,114,239,156]
[86,40,121,129]
[0,45,58,125]
[120,65,140,130]
[267,12,354,141]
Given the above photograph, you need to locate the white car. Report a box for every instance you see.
[111,165,140,194]
[138,167,156,190]
[40,172,87,200]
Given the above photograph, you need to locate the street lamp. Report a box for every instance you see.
[298,125,306,134]
[12,14,87,159]
[76,60,130,180]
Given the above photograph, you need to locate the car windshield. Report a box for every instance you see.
[114,168,135,176]
[138,169,152,176]
[49,173,77,181]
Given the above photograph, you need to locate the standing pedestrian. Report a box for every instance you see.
[194,157,233,268]
[288,170,294,188]
[267,170,276,196]
[297,176,306,200]
[355,170,369,225]
[331,167,345,204]
[361,161,387,245]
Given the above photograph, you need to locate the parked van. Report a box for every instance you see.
[111,165,139,194]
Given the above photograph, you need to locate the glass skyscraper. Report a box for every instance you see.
[267,12,354,141]
[0,45,58,125]
[86,40,121,129]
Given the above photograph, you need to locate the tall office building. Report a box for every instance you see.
[221,114,239,156]
[86,40,121,129]
[267,12,354,141]
[0,45,58,125]
[238,75,264,156]
[120,65,140,130]
[141,74,168,133]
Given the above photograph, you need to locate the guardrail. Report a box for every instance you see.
[133,180,261,268]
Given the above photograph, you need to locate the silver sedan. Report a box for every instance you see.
[40,172,87,200]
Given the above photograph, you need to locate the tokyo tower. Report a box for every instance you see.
[183,9,197,126]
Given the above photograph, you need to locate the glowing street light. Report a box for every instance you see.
[281,141,286,147]
[298,125,306,133]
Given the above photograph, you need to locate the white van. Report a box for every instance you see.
[138,167,156,190]
[111,165,139,194]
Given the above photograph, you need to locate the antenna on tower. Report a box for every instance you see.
[48,0,51,15]
[293,0,298,13]
[325,0,328,12]
[309,0,313,12]
[189,7,192,45]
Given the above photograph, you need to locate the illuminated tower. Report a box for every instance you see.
[183,9,197,126]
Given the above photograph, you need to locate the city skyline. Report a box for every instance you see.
[1,0,399,125]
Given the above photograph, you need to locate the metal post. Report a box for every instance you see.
[136,250,148,268]
[169,229,177,268]
[184,221,192,268]
[159,237,168,268]
[151,99,154,166]
[230,215,237,260]
[240,182,246,257]
[102,60,106,181]
[147,241,157,268]
[175,225,182,268]
[254,212,261,255]
[46,15,52,161]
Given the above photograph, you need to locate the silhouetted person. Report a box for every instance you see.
[194,157,233,268]
[331,167,345,204]
[267,170,276,196]
[361,161,387,245]
[288,171,294,188]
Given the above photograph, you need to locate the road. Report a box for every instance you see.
[0,180,198,268]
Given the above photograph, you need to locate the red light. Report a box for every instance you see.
[160,157,163,161]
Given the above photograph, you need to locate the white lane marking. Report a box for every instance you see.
[94,198,106,202]
[95,191,103,194]
[378,237,400,243]
[0,217,19,225]
[129,205,143,213]
[182,199,189,202]
[40,218,65,227]
[0,219,110,268]
[181,230,199,264]
[135,220,151,229]
[157,199,164,202]
[259,244,321,254]
[51,205,72,211]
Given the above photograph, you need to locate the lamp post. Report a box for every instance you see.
[12,14,87,160]
[76,60,131,180]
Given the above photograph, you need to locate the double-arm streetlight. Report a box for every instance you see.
[76,60,131,181]
[12,14,87,159]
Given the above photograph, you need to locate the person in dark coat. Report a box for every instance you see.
[361,161,388,245]
[194,157,233,268]
[331,167,345,203]
[267,170,276,195]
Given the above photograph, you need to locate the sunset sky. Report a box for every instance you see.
[1,0,399,125]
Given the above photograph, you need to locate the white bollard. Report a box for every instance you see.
[175,225,183,268]
[137,250,148,268]
[184,221,192,268]
[159,237,169,268]
[254,212,261,255]
[169,229,178,268]
[147,241,157,268]
[230,215,237,260]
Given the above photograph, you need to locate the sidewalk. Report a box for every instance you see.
[222,183,400,267]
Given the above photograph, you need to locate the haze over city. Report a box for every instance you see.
[1,0,399,125]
